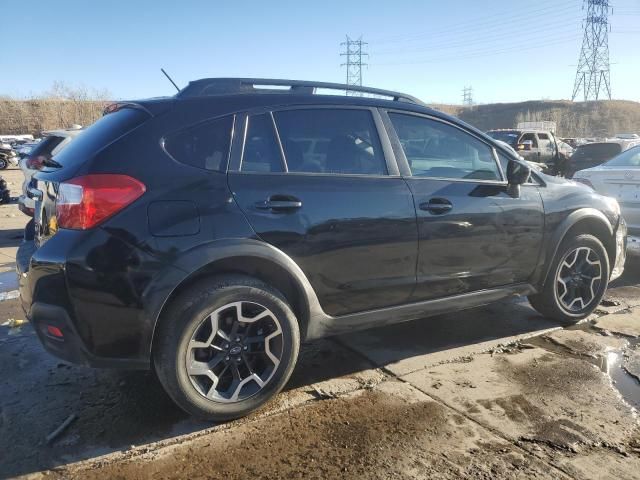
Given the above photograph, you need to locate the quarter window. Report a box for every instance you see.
[389,113,502,181]
[274,109,387,175]
[163,116,233,171]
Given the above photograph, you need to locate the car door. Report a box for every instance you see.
[228,107,418,317]
[536,133,555,163]
[384,111,544,301]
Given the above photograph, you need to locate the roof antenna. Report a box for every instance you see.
[161,68,180,93]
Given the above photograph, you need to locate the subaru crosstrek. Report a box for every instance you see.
[17,78,627,420]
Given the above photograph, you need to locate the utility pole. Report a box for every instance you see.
[462,86,474,106]
[572,0,612,102]
[340,36,368,95]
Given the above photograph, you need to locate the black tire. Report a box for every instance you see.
[0,157,7,170]
[153,275,300,421]
[528,234,609,324]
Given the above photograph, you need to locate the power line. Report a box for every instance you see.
[340,36,368,95]
[371,18,579,56]
[572,0,612,101]
[370,1,580,45]
[371,33,579,66]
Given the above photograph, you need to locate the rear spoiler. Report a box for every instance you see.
[103,98,174,118]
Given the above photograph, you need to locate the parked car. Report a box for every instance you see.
[566,139,640,178]
[18,78,627,421]
[486,128,562,174]
[573,145,640,255]
[0,143,18,169]
[18,127,82,216]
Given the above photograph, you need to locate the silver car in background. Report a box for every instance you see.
[573,145,640,255]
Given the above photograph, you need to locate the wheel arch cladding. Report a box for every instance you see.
[150,250,312,357]
[543,208,616,287]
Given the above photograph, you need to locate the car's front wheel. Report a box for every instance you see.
[154,275,300,421]
[529,234,610,324]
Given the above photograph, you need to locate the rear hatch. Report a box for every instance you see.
[32,106,151,248]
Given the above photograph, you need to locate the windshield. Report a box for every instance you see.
[486,131,519,147]
[604,146,640,167]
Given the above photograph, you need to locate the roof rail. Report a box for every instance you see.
[176,78,425,106]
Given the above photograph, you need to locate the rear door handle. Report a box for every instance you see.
[255,195,302,211]
[420,198,453,215]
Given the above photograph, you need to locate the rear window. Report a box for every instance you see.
[28,135,66,160]
[52,108,150,171]
[164,116,233,171]
[573,143,622,163]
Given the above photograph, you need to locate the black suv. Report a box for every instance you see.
[17,79,627,420]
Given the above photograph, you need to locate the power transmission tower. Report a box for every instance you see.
[340,36,368,95]
[572,0,612,102]
[462,86,474,106]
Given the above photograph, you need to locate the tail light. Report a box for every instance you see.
[56,174,146,230]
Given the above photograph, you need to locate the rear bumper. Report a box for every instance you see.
[17,231,151,370]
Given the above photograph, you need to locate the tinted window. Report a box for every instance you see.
[28,135,66,160]
[164,115,232,171]
[54,108,149,170]
[389,113,501,181]
[573,143,622,164]
[274,109,386,175]
[538,133,549,140]
[241,114,284,173]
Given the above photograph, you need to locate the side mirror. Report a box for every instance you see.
[517,140,534,151]
[507,159,531,185]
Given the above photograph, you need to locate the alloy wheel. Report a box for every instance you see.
[555,246,602,313]
[185,301,283,403]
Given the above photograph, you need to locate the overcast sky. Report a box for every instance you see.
[2,0,639,104]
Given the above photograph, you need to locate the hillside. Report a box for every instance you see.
[432,100,640,138]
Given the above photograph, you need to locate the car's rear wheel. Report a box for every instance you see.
[0,157,7,170]
[528,234,609,324]
[154,275,300,421]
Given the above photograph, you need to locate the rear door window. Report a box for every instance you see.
[164,115,233,171]
[274,109,387,175]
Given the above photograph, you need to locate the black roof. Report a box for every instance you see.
[176,78,426,106]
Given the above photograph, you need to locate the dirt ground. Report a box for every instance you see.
[2,165,640,479]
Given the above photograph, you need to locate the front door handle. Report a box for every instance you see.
[255,195,302,211]
[420,198,453,215]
